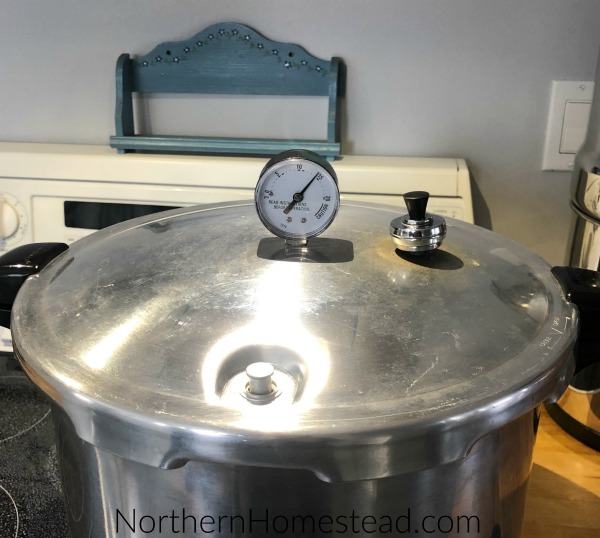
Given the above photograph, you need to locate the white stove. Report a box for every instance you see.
[0,143,474,536]
[0,142,473,349]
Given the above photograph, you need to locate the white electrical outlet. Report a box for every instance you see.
[542,80,594,171]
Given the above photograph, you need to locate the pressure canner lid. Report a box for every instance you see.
[11,201,576,480]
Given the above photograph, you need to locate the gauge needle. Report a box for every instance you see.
[283,172,321,214]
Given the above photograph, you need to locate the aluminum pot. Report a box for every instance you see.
[0,198,592,538]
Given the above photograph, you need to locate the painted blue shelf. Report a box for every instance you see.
[110,22,344,160]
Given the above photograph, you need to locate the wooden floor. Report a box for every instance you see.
[522,408,600,537]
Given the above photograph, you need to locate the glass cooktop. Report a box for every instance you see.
[0,353,67,537]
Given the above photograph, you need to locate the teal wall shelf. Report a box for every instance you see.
[110,22,345,160]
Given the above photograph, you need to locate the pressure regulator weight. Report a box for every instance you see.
[255,150,340,243]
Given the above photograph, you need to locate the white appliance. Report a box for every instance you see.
[0,142,473,349]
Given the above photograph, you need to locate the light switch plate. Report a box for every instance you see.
[542,80,594,171]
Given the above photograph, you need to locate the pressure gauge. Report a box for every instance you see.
[255,150,340,242]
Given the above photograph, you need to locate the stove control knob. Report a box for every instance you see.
[0,197,19,239]
[390,191,447,252]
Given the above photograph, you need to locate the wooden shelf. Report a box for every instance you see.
[110,22,344,159]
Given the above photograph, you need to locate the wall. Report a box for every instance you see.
[2,0,600,265]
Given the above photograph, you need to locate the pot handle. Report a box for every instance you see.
[0,243,69,328]
[551,266,600,374]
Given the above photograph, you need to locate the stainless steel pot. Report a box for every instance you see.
[546,48,600,450]
[0,199,589,538]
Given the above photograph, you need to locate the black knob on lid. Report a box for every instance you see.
[391,190,446,252]
[403,191,429,221]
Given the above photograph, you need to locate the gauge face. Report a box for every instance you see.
[255,151,340,240]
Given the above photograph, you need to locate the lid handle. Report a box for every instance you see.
[0,243,69,328]
[551,266,600,374]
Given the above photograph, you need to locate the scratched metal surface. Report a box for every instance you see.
[9,201,576,479]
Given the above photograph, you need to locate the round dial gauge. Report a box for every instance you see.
[255,150,340,241]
